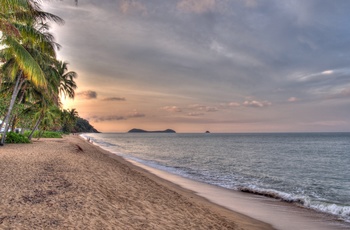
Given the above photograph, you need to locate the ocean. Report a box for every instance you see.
[81,132,350,226]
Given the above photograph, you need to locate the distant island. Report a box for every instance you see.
[205,131,210,133]
[128,128,176,133]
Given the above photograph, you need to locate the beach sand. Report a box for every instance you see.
[0,135,273,229]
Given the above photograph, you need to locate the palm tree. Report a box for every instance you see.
[0,1,29,37]
[25,59,74,139]
[0,0,63,145]
[27,95,58,140]
[38,105,61,136]
[56,61,77,100]
[61,108,78,133]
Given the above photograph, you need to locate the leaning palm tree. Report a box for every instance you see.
[0,1,63,145]
[0,35,57,144]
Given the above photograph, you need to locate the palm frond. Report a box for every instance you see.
[0,17,21,38]
[5,36,46,87]
[0,0,29,13]
[34,11,64,25]
[14,22,59,55]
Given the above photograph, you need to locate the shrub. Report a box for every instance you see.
[5,132,30,143]
[23,130,63,138]
[39,131,63,138]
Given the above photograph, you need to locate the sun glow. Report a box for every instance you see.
[60,95,76,110]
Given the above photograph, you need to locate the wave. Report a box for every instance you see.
[238,186,305,204]
[306,201,350,222]
[238,186,350,222]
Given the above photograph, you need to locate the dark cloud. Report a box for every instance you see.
[127,112,146,118]
[101,97,126,101]
[89,112,145,123]
[76,90,97,100]
[90,115,125,123]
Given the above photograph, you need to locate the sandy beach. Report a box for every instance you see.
[0,135,273,229]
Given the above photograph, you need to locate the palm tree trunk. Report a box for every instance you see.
[0,73,24,146]
[28,115,43,140]
[11,115,17,132]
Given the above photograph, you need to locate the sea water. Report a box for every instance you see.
[81,132,350,224]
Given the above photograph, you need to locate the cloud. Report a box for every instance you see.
[89,111,145,123]
[162,106,182,112]
[326,88,350,100]
[101,97,126,101]
[241,0,258,8]
[321,70,333,75]
[188,104,218,112]
[288,68,350,100]
[127,111,146,118]
[228,102,241,107]
[188,104,205,110]
[296,68,350,82]
[210,40,262,66]
[288,97,299,102]
[221,100,271,108]
[296,71,330,82]
[177,0,216,13]
[188,112,204,116]
[210,40,232,58]
[43,0,350,132]
[90,115,126,123]
[205,106,218,112]
[300,120,348,127]
[119,0,148,15]
[77,90,97,100]
[243,100,272,108]
[340,88,350,97]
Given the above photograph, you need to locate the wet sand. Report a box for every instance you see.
[131,160,350,230]
[0,135,273,229]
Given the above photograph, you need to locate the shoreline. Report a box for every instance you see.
[128,159,350,230]
[83,133,350,230]
[0,135,273,229]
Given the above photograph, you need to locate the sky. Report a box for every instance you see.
[42,0,350,133]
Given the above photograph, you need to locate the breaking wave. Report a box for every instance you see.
[238,186,350,222]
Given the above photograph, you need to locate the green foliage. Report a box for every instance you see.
[0,0,69,146]
[4,132,30,143]
[60,108,78,133]
[24,130,62,138]
[0,94,10,118]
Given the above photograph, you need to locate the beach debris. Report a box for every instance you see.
[76,144,84,152]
